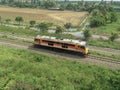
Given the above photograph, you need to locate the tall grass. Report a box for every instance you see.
[89,39,120,49]
[0,46,120,89]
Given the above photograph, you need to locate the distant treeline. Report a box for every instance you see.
[0,0,120,12]
[0,0,109,12]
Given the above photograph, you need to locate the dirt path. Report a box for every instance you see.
[0,39,119,70]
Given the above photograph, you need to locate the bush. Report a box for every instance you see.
[83,29,92,41]
[90,16,106,27]
[109,33,119,42]
[55,26,64,34]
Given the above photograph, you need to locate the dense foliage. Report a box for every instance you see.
[15,16,24,25]
[90,4,117,27]
[91,12,120,35]
[0,0,98,12]
[0,46,120,89]
[83,29,92,41]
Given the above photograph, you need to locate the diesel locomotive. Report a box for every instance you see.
[34,35,89,56]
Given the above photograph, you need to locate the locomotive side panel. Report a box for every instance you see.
[34,36,89,56]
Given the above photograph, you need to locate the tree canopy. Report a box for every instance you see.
[15,16,23,25]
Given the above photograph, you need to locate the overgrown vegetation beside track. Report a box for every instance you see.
[0,25,120,50]
[0,25,74,39]
[0,35,120,61]
[89,39,120,50]
[90,51,120,60]
[0,46,120,89]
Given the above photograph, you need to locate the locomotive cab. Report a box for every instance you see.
[78,45,89,56]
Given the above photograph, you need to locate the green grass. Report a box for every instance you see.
[0,25,74,39]
[0,35,33,43]
[0,25,120,50]
[89,39,120,50]
[0,46,120,89]
[0,35,120,60]
[91,51,120,60]
[91,12,120,35]
[112,5,120,8]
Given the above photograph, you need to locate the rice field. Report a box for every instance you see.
[0,6,88,26]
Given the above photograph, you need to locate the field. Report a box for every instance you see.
[91,12,120,36]
[0,45,120,89]
[0,6,88,26]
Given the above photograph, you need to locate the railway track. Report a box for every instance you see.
[0,32,120,55]
[88,55,120,64]
[0,39,120,70]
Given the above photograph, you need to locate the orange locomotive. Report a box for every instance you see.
[34,35,89,56]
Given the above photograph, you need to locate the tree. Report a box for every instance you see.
[90,16,106,27]
[59,4,65,11]
[83,29,92,41]
[0,16,2,24]
[90,5,117,27]
[109,33,118,42]
[64,23,72,31]
[43,0,56,9]
[117,27,120,32]
[110,12,117,23]
[55,26,64,34]
[29,20,36,27]
[5,19,11,24]
[15,16,23,25]
[66,3,74,10]
[37,22,50,32]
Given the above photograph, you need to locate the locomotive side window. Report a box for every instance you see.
[35,39,39,41]
[79,46,85,49]
[48,42,54,46]
[62,44,68,48]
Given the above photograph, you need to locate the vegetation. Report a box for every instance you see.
[91,11,120,35]
[15,16,24,25]
[0,25,74,39]
[64,22,72,31]
[5,18,11,24]
[0,46,120,89]
[91,51,120,60]
[55,26,64,34]
[37,22,53,32]
[0,0,97,12]
[83,29,92,41]
[29,20,36,27]
[109,33,119,42]
[90,4,117,27]
[89,39,120,50]
[0,25,119,49]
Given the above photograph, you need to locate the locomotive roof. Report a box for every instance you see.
[35,35,86,46]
